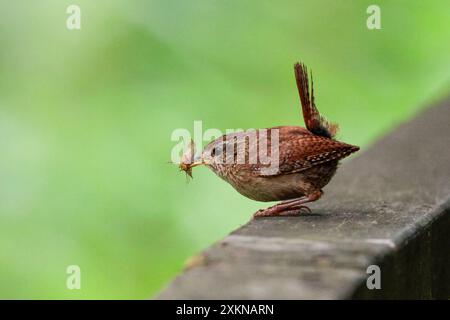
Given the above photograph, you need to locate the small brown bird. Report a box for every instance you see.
[180,62,359,217]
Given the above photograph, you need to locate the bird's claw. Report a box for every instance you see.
[253,205,311,218]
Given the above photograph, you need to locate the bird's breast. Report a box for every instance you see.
[208,161,338,202]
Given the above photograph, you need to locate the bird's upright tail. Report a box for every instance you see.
[294,62,339,139]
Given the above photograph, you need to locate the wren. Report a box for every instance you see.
[179,62,359,217]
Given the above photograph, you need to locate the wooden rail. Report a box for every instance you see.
[158,98,450,299]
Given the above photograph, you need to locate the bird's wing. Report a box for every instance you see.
[255,129,358,177]
[294,62,338,139]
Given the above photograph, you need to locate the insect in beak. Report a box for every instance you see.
[179,158,203,178]
[179,140,203,178]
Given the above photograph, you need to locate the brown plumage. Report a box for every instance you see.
[180,62,359,217]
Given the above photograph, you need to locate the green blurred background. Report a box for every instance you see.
[0,0,449,299]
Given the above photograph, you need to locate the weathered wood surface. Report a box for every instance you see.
[158,98,450,299]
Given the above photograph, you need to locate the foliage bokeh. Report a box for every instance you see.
[0,0,449,298]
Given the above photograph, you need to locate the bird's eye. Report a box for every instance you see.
[211,146,224,157]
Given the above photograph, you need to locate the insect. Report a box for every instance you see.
[179,62,359,217]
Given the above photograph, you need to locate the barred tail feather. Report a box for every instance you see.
[294,62,338,139]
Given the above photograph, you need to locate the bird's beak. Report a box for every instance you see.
[191,153,203,167]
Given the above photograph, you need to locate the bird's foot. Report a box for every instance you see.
[253,205,311,218]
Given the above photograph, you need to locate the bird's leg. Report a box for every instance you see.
[253,190,323,218]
